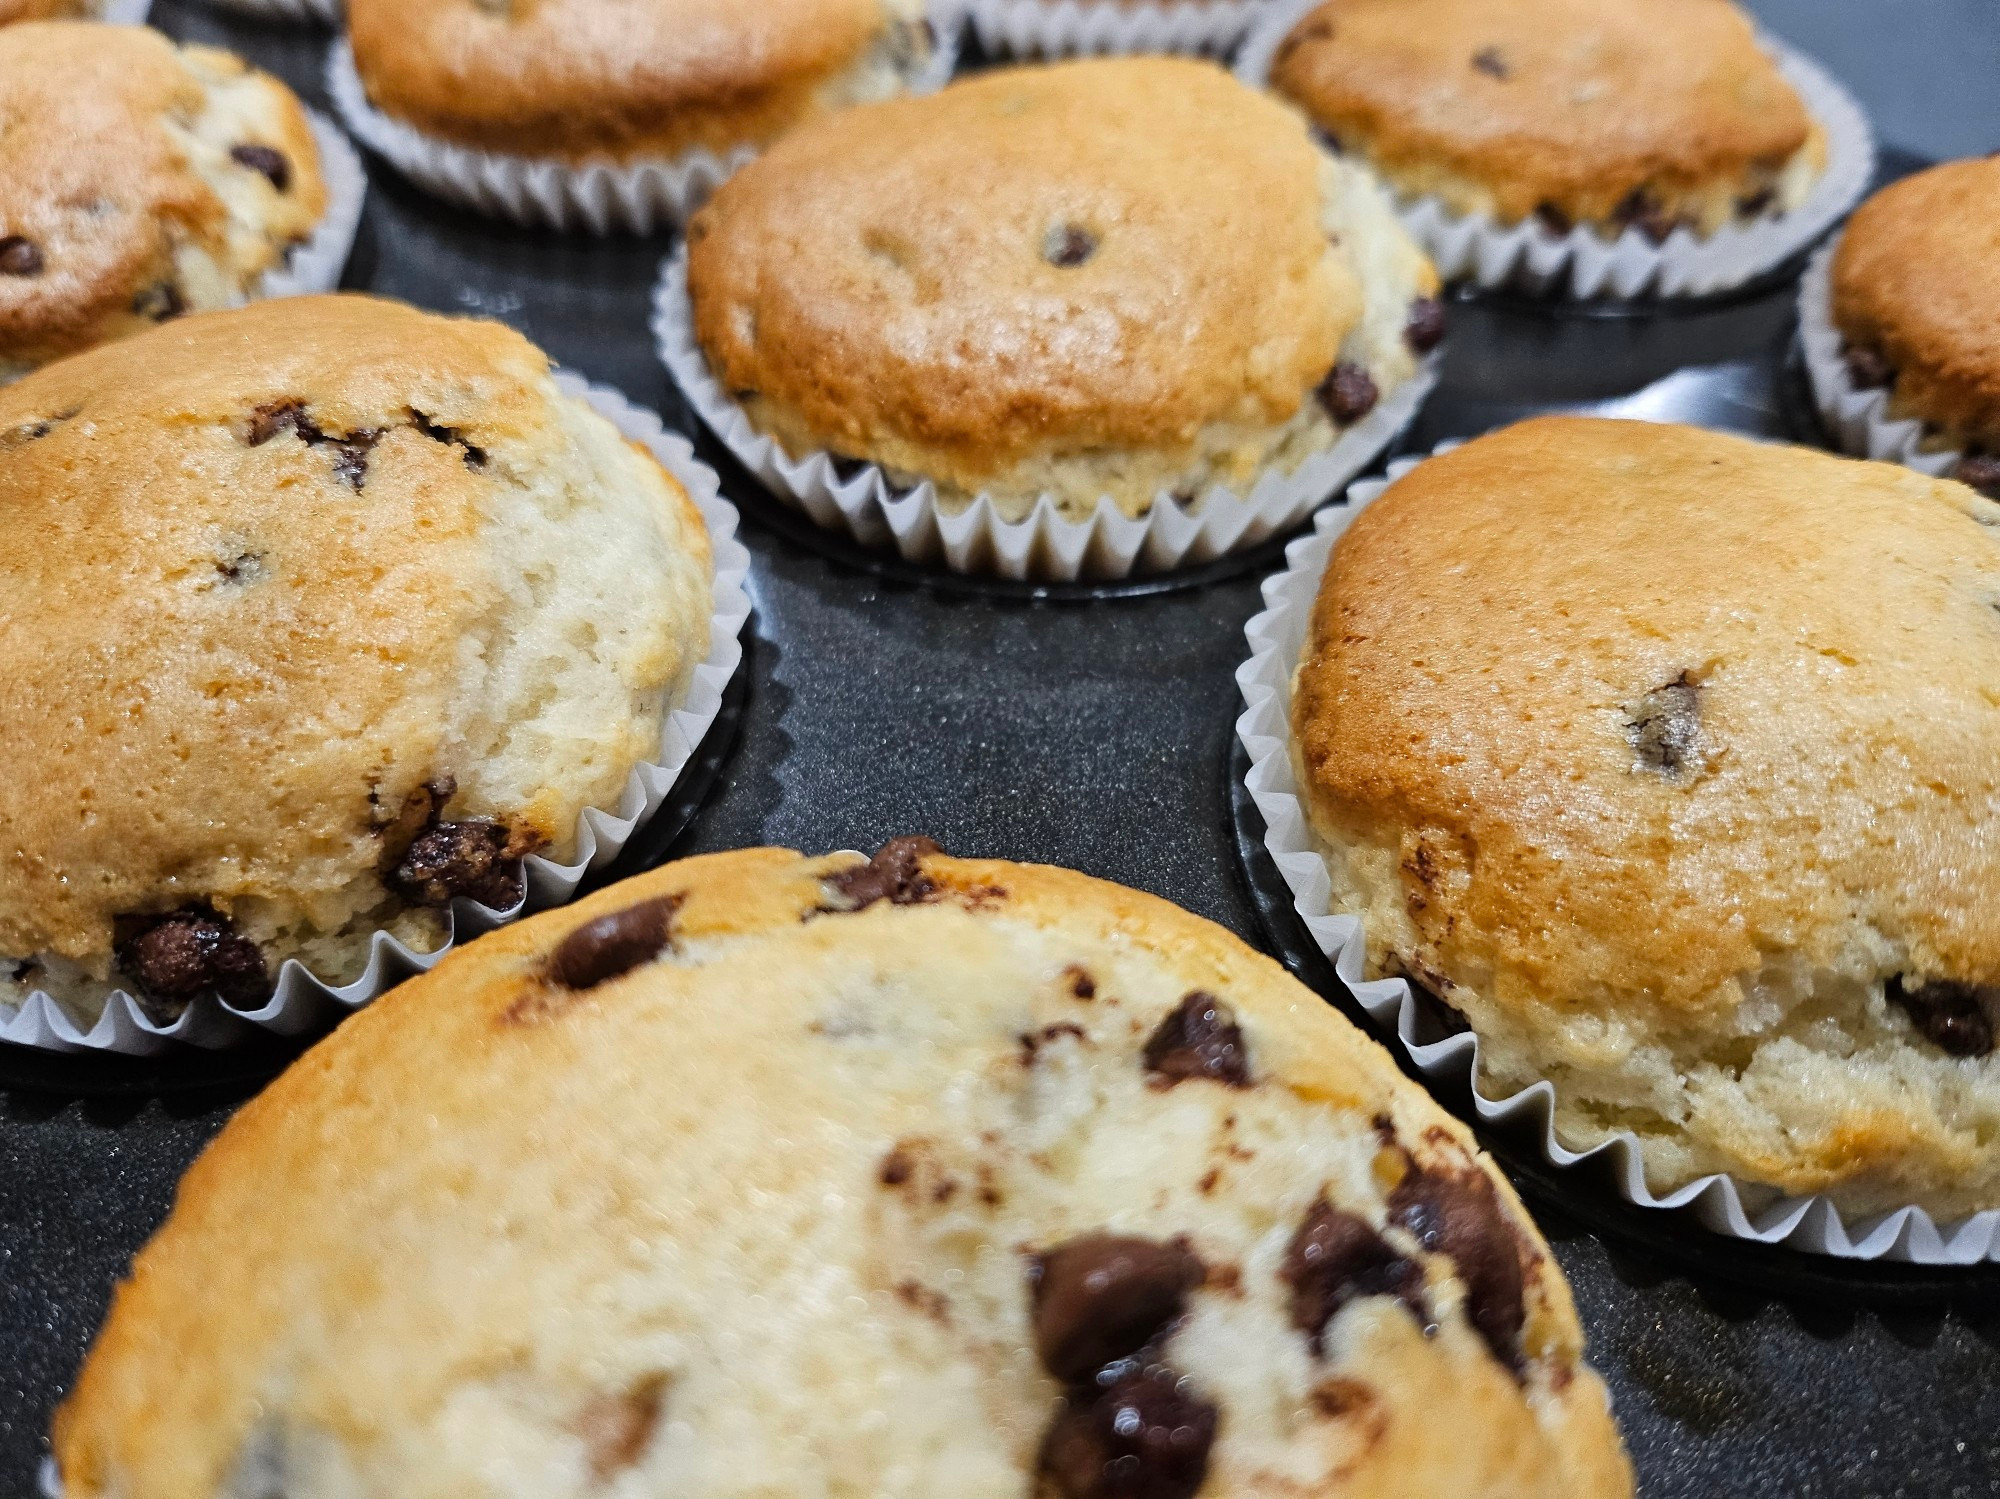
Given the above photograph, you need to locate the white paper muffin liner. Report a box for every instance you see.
[652,248,1437,580]
[1235,446,2000,1263]
[0,375,752,1057]
[257,109,365,300]
[966,0,1261,59]
[325,21,959,235]
[99,0,152,21]
[1796,236,1970,480]
[206,0,339,27]
[1236,0,1875,300]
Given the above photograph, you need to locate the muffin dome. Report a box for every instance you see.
[347,0,936,162]
[687,55,1438,521]
[0,22,328,376]
[0,294,712,1025]
[1291,417,2000,1219]
[55,843,1631,1499]
[1269,0,1824,240]
[1832,155,2000,484]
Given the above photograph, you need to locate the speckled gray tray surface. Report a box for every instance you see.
[6,3,2000,1494]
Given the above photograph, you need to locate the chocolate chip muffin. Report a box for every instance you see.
[1292,416,2000,1220]
[1267,0,1826,242]
[0,22,329,378]
[0,294,713,1029]
[1832,156,2000,500]
[54,841,1631,1499]
[686,56,1440,523]
[346,0,937,163]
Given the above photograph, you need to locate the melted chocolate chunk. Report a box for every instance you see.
[1887,976,1995,1058]
[1316,362,1378,424]
[1038,1361,1218,1499]
[330,432,380,490]
[1955,453,2000,500]
[1534,202,1573,236]
[1030,1235,1206,1383]
[1143,992,1250,1088]
[0,235,43,276]
[577,1374,667,1480]
[117,908,271,1017]
[550,895,683,990]
[1843,345,1895,389]
[1404,297,1447,354]
[821,836,943,912]
[133,282,186,322]
[229,143,291,191]
[1470,46,1510,78]
[411,410,487,469]
[1044,223,1099,268]
[1610,187,1682,244]
[247,400,324,446]
[1281,1196,1424,1354]
[1310,124,1342,155]
[1628,673,1701,775]
[1735,185,1777,218]
[1387,1165,1527,1375]
[390,820,529,909]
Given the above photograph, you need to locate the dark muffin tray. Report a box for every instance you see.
[7,3,2000,1493]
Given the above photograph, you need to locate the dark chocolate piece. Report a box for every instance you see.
[1887,976,1995,1058]
[550,896,684,990]
[1281,1196,1424,1354]
[1143,992,1251,1089]
[1030,1235,1206,1383]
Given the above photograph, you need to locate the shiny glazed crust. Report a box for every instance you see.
[347,0,927,162]
[1832,156,2000,454]
[1291,416,2000,1215]
[688,56,1437,521]
[1268,0,1823,236]
[56,846,1631,1499]
[0,22,327,373]
[0,294,712,1019]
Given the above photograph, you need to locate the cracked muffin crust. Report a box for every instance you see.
[686,56,1439,522]
[1268,0,1825,242]
[346,0,937,163]
[1832,156,2000,498]
[0,22,328,378]
[0,294,713,1028]
[1290,416,2000,1219]
[55,841,1630,1499]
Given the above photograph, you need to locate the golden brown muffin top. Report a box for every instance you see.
[0,295,573,967]
[348,0,902,161]
[0,22,325,369]
[688,56,1356,495]
[1294,417,2000,1029]
[1833,156,2000,452]
[0,0,86,24]
[1269,0,1814,226]
[56,845,1631,1499]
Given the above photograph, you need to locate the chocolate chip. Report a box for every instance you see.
[1142,992,1251,1089]
[1471,46,1509,78]
[0,236,43,276]
[215,550,265,584]
[1311,124,1342,155]
[1387,1165,1527,1375]
[133,282,186,322]
[1887,976,1995,1058]
[116,908,271,1017]
[229,143,291,192]
[247,400,323,446]
[1316,362,1378,425]
[1404,297,1447,354]
[411,410,487,470]
[1957,454,2000,500]
[390,820,530,908]
[330,431,381,490]
[1281,1196,1424,1355]
[1843,345,1895,389]
[1065,964,1096,1000]
[820,836,943,912]
[1038,1361,1218,1499]
[879,1146,915,1186]
[1735,185,1777,218]
[549,895,683,990]
[1610,187,1681,244]
[1030,1236,1206,1383]
[576,1374,667,1480]
[1044,223,1099,268]
[1534,202,1573,236]
[1628,673,1701,775]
